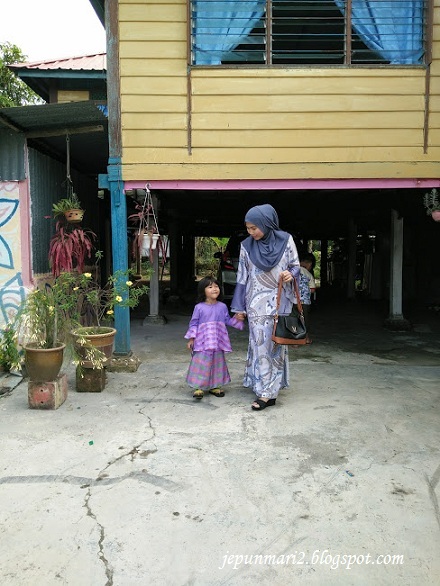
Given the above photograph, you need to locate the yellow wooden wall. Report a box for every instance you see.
[119,0,440,180]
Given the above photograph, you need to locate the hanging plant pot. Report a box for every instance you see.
[141,233,152,256]
[431,210,440,222]
[141,232,160,256]
[151,233,160,250]
[64,208,85,223]
[24,343,66,382]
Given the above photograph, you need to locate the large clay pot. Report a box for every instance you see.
[72,326,116,367]
[24,343,66,382]
[431,210,440,222]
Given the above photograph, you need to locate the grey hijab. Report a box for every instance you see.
[241,204,290,271]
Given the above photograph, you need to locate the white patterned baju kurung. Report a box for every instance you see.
[231,236,300,399]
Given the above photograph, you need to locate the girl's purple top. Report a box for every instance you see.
[184,301,244,352]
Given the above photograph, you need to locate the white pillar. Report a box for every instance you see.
[149,246,159,317]
[385,209,411,330]
[389,209,403,317]
[142,195,166,325]
[347,218,357,299]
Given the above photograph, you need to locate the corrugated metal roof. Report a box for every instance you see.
[8,53,107,102]
[9,53,106,72]
[0,128,25,181]
[0,101,109,176]
[89,0,105,26]
[0,101,108,134]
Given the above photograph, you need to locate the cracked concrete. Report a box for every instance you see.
[0,298,439,585]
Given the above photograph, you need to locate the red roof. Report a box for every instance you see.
[11,53,106,71]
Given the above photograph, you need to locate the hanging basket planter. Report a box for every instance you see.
[129,185,162,265]
[64,208,85,223]
[141,232,160,255]
[423,189,440,222]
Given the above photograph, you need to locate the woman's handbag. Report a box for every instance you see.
[272,276,307,345]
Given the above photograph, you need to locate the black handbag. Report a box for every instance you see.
[272,276,307,345]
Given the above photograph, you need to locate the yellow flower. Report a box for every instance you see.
[73,286,79,291]
[107,310,114,315]
[115,295,123,302]
[48,306,54,312]
[84,273,92,278]
[126,281,133,287]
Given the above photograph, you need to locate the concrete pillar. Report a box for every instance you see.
[347,218,357,299]
[148,246,160,317]
[384,209,411,330]
[320,239,328,287]
[169,220,180,296]
[148,194,160,317]
[182,234,196,293]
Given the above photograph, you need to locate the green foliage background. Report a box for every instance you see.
[0,42,43,107]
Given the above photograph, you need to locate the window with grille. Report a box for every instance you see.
[190,0,427,66]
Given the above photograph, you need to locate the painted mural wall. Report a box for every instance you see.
[0,181,26,328]
[118,0,440,182]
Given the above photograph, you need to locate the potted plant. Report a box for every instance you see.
[128,201,158,261]
[423,188,440,222]
[14,282,74,381]
[49,214,96,277]
[14,264,149,379]
[128,193,168,287]
[68,259,149,369]
[52,192,85,223]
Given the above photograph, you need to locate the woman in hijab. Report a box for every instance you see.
[231,204,300,411]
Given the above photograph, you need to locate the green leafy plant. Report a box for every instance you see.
[0,42,43,107]
[15,262,149,370]
[51,193,83,217]
[62,264,149,328]
[423,188,440,215]
[0,324,22,372]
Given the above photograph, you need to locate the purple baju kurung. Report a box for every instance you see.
[184,301,243,390]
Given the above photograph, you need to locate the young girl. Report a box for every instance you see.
[298,253,316,344]
[184,276,244,400]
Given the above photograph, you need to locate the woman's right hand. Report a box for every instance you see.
[187,339,194,350]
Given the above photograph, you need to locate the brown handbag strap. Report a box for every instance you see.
[276,276,303,314]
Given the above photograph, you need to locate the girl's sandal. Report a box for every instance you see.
[193,389,204,400]
[209,388,225,397]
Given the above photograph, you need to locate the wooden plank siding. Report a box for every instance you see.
[119,0,440,180]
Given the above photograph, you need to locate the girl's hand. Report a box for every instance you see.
[187,339,194,350]
[281,270,293,282]
[234,313,246,321]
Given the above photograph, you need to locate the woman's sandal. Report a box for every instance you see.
[193,389,204,400]
[251,398,276,411]
[209,388,225,397]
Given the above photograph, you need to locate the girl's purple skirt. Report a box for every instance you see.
[186,350,231,390]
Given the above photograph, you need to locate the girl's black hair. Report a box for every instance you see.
[197,276,223,303]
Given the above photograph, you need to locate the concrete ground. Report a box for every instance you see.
[1,296,439,585]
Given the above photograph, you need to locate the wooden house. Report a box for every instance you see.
[2,0,440,359]
[93,0,440,332]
